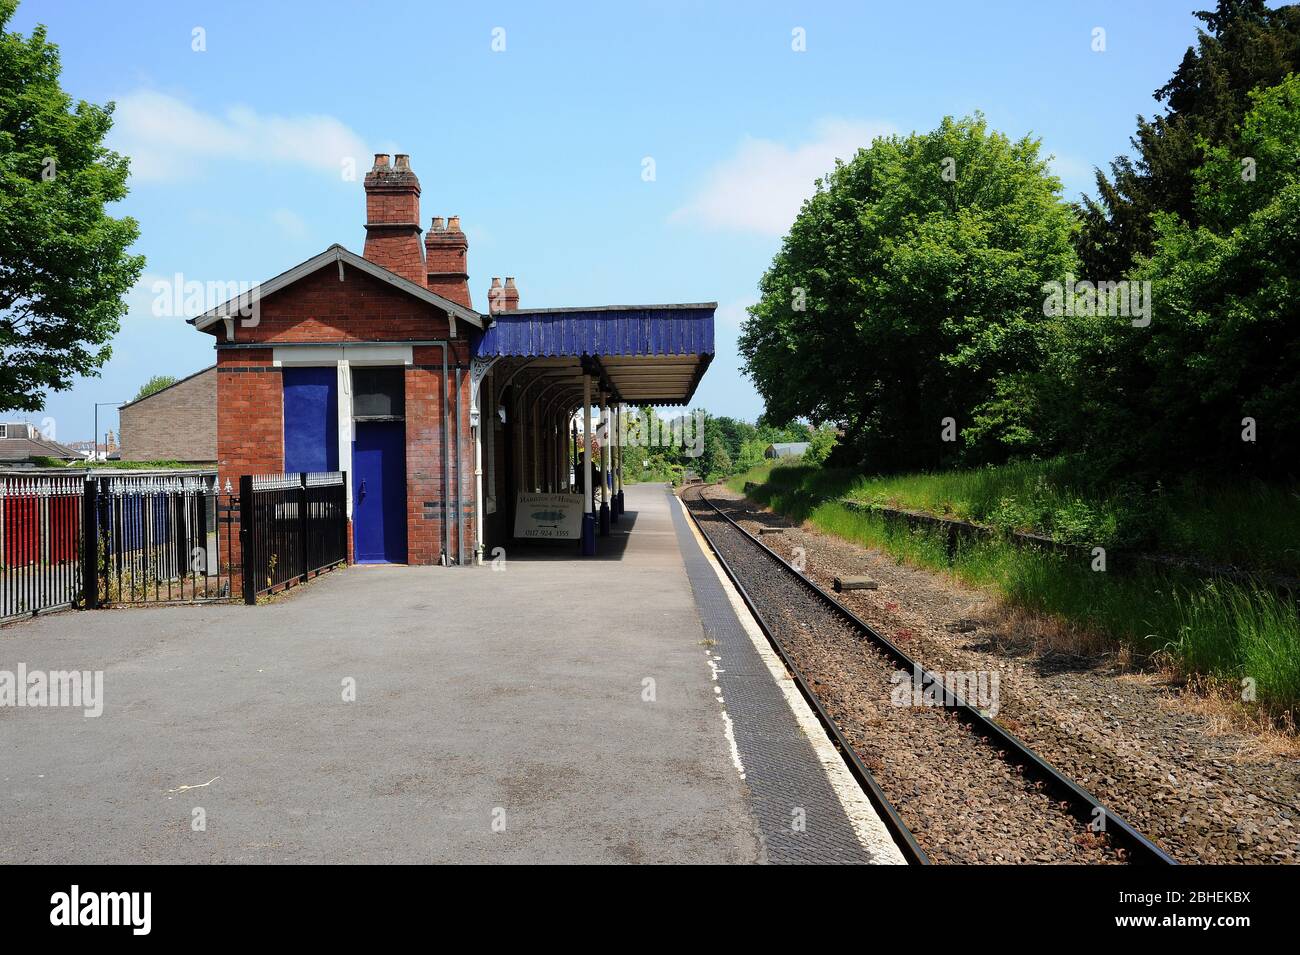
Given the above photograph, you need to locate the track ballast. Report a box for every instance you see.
[682,482,1176,866]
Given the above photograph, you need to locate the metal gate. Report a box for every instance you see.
[87,473,236,607]
[0,474,84,621]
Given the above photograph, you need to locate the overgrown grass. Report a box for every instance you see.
[730,457,1300,576]
[734,461,1300,720]
[30,456,198,470]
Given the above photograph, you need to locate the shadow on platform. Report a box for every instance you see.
[497,510,642,562]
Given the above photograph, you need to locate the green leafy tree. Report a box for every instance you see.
[699,414,732,480]
[804,425,838,465]
[1069,75,1300,479]
[132,374,178,402]
[0,0,144,412]
[1076,0,1300,276]
[711,415,758,467]
[740,113,1077,472]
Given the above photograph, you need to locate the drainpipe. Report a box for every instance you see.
[441,344,450,566]
[455,365,464,566]
[474,386,485,565]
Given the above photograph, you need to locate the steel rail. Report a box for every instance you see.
[684,483,1177,867]
[682,483,929,865]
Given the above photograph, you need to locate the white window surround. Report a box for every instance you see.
[272,344,412,521]
[272,344,413,367]
[337,360,354,519]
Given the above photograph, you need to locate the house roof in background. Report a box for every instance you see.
[0,433,82,462]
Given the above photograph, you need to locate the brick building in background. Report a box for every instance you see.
[190,152,714,566]
[118,366,217,463]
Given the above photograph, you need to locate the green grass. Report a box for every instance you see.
[30,456,197,470]
[732,461,1300,719]
[730,457,1300,576]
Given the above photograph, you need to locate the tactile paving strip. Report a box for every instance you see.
[668,488,877,864]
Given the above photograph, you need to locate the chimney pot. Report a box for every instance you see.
[394,153,411,170]
[425,212,471,308]
[363,152,422,284]
[490,277,502,287]
[504,277,516,288]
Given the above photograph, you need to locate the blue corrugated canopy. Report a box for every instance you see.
[477,305,714,357]
[476,304,715,405]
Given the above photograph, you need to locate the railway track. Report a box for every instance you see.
[682,482,1177,866]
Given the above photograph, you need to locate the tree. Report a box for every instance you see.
[1068,74,1300,479]
[804,424,837,465]
[711,415,757,467]
[133,374,178,402]
[740,113,1077,472]
[0,0,144,412]
[1076,0,1300,276]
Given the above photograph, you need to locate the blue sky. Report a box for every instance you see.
[12,0,1224,443]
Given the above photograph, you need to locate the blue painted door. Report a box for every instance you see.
[352,421,407,563]
[282,367,339,473]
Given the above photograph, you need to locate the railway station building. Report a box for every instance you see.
[191,153,714,564]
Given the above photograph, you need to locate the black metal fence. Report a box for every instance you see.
[87,473,236,607]
[1,468,349,622]
[240,471,348,603]
[0,474,84,621]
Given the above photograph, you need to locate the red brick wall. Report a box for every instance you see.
[243,264,456,342]
[215,349,282,581]
[213,262,475,566]
[216,350,283,484]
[406,353,443,565]
[405,342,476,565]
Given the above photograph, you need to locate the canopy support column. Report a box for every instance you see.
[581,377,595,555]
[598,391,610,537]
[614,403,625,517]
[610,402,621,523]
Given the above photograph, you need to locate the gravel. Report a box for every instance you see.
[684,486,1126,865]
[703,483,1300,865]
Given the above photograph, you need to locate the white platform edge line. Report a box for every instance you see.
[676,494,908,866]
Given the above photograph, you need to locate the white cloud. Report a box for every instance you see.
[110,90,368,182]
[271,208,310,240]
[671,118,896,236]
[716,297,756,329]
[1045,150,1099,198]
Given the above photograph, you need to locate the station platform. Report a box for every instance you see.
[0,483,901,864]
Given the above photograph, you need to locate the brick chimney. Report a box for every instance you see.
[487,276,520,315]
[426,214,471,308]
[363,153,424,285]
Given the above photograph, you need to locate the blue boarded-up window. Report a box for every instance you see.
[282,366,339,472]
